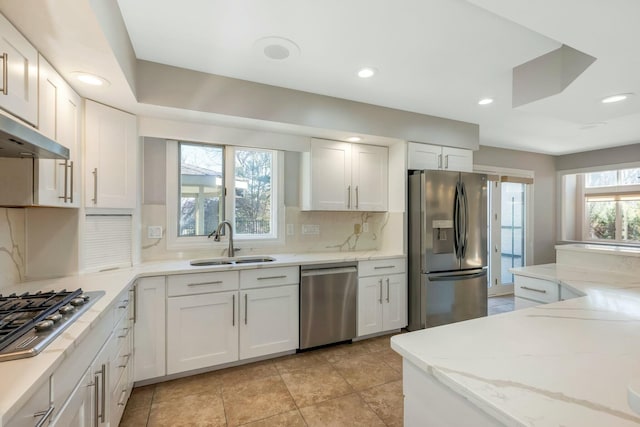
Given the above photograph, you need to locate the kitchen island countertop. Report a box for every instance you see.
[391,263,640,426]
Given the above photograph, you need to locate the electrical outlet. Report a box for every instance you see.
[363,222,369,232]
[147,226,163,239]
[286,223,294,235]
[302,224,320,235]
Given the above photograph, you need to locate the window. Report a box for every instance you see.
[583,168,640,243]
[168,141,281,249]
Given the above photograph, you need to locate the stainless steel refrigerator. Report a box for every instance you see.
[408,170,488,331]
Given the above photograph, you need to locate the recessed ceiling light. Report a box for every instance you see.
[346,136,362,142]
[357,68,376,79]
[71,72,110,87]
[478,98,494,105]
[601,93,632,104]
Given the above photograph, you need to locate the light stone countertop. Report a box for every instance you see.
[391,263,640,426]
[556,243,640,258]
[0,250,404,426]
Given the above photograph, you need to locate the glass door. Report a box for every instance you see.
[488,179,528,296]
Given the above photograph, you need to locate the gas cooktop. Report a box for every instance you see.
[0,289,104,362]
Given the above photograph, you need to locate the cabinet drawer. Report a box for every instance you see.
[168,271,239,296]
[514,275,558,304]
[6,378,51,427]
[240,266,299,289]
[113,287,132,324]
[358,258,406,277]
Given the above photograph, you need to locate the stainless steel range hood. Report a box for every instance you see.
[0,113,69,159]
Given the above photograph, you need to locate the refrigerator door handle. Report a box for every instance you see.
[460,182,469,258]
[453,183,460,258]
[427,270,487,282]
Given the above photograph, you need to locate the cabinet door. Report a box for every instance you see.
[36,55,81,207]
[0,14,38,125]
[92,338,113,427]
[134,277,166,381]
[5,379,51,427]
[382,273,407,331]
[240,285,298,359]
[85,100,137,209]
[167,291,238,374]
[357,276,384,337]
[408,142,442,170]
[308,139,351,210]
[442,146,473,172]
[50,369,93,427]
[352,144,388,211]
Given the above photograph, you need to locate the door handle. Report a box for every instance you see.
[438,154,442,169]
[244,293,248,325]
[445,155,449,169]
[33,406,55,427]
[0,53,7,95]
[347,185,351,209]
[69,161,74,204]
[92,168,98,205]
[386,278,390,303]
[59,161,69,201]
[232,294,235,326]
[355,186,359,209]
[378,279,383,304]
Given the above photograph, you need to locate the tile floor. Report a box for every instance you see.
[119,334,403,427]
[488,294,515,315]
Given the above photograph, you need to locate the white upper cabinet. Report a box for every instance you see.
[37,54,81,207]
[408,142,473,172]
[302,138,388,211]
[85,100,137,209]
[0,13,38,126]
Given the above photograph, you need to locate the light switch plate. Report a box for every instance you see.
[147,226,163,239]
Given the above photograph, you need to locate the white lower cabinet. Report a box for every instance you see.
[357,258,407,337]
[5,379,52,427]
[134,277,167,381]
[239,285,299,360]
[51,369,92,427]
[167,291,238,374]
[161,267,299,376]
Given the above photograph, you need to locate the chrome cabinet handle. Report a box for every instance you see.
[355,186,359,209]
[33,406,55,427]
[117,388,127,406]
[117,327,129,338]
[91,168,98,204]
[59,161,69,201]
[118,353,131,368]
[118,299,129,309]
[99,364,106,423]
[520,286,547,294]
[438,154,442,169]
[445,155,449,169]
[374,265,395,270]
[132,284,137,323]
[93,374,100,426]
[378,279,383,304]
[187,280,223,287]
[386,278,390,303]
[0,53,7,95]
[257,275,286,280]
[347,185,351,209]
[232,294,235,326]
[244,293,248,325]
[69,161,74,204]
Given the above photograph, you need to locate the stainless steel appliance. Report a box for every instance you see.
[0,288,104,361]
[408,170,488,330]
[0,113,69,159]
[299,263,357,349]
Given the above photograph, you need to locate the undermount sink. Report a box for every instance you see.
[189,256,275,266]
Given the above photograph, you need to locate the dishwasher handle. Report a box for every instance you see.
[301,267,357,277]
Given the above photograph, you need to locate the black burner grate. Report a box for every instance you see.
[0,289,83,352]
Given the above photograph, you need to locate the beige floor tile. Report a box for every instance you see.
[148,393,226,427]
[239,409,307,426]
[299,393,385,427]
[219,360,279,388]
[274,352,328,374]
[154,371,222,403]
[332,352,401,391]
[316,342,371,364]
[223,375,296,426]
[361,335,392,353]
[119,405,150,427]
[359,380,404,427]
[126,384,155,410]
[377,347,403,373]
[280,363,353,407]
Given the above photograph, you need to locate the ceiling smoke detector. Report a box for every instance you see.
[254,37,300,61]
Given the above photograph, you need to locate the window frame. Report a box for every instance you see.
[581,168,640,243]
[166,140,285,251]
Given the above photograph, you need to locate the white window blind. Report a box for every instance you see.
[84,215,132,271]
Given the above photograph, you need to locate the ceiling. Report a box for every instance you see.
[2,0,640,155]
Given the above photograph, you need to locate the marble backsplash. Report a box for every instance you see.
[0,208,25,290]
[141,204,404,261]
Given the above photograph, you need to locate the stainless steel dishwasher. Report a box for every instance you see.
[299,262,358,350]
